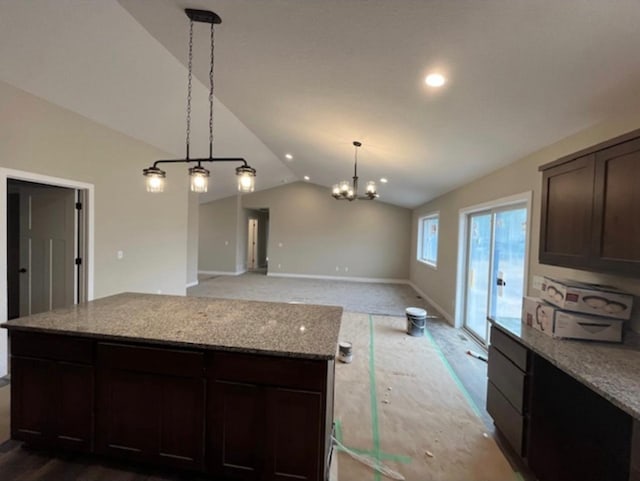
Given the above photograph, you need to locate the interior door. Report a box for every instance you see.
[463,204,528,343]
[18,184,76,316]
[247,218,258,271]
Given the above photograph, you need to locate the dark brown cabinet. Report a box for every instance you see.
[539,130,640,276]
[207,352,332,481]
[10,332,94,452]
[96,343,205,469]
[486,326,530,457]
[528,355,632,481]
[9,332,334,480]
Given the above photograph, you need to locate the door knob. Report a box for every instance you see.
[19,268,27,273]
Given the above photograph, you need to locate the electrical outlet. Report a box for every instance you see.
[224,240,229,246]
[532,275,544,292]
[335,266,340,271]
[344,267,349,272]
[277,264,281,269]
[278,242,283,248]
[117,250,124,260]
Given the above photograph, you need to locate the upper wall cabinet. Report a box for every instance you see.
[540,130,640,277]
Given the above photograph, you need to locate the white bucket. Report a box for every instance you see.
[406,307,427,337]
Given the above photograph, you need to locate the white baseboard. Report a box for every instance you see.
[186,280,199,288]
[267,272,410,285]
[408,282,455,325]
[198,270,246,276]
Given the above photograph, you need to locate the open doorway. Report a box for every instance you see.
[455,192,532,345]
[246,208,269,274]
[1,169,94,377]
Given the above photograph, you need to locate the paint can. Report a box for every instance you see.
[338,341,353,363]
[406,307,427,337]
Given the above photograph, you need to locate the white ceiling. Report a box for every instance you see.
[3,1,640,207]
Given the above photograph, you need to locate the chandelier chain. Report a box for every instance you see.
[186,19,194,159]
[209,23,215,158]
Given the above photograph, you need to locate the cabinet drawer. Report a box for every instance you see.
[11,331,93,364]
[97,343,203,378]
[487,381,525,457]
[490,326,528,371]
[488,346,527,414]
[209,352,327,391]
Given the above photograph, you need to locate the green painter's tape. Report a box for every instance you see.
[422,326,482,418]
[368,314,382,481]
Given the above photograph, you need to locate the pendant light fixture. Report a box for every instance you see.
[142,9,256,194]
[332,141,378,201]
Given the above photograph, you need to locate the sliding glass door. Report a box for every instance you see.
[463,204,528,343]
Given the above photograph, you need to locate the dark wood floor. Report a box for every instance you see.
[0,440,212,481]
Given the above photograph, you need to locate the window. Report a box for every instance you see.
[418,214,439,267]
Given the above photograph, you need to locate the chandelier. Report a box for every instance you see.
[143,9,256,194]
[332,141,378,201]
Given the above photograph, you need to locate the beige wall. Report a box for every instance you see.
[237,181,411,279]
[198,195,241,273]
[186,192,199,285]
[411,113,640,332]
[0,80,188,299]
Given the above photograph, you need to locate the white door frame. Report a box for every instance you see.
[0,168,95,377]
[454,191,533,329]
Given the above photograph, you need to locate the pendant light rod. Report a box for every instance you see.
[143,8,257,194]
[151,157,250,168]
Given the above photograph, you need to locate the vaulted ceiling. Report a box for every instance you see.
[3,1,640,207]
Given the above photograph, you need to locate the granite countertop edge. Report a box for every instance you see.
[3,324,336,361]
[489,317,640,420]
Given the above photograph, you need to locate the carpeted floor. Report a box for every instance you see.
[189,272,429,316]
[334,313,515,481]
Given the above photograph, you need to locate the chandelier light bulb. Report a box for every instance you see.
[143,166,166,193]
[366,181,377,194]
[189,166,210,193]
[339,181,350,194]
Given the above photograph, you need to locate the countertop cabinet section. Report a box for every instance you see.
[10,331,94,452]
[207,352,330,481]
[96,343,205,469]
[539,131,640,276]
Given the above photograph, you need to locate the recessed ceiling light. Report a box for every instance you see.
[303,175,310,181]
[425,73,446,87]
[380,178,388,183]
[285,154,293,160]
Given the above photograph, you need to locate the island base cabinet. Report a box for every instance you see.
[96,343,205,470]
[207,352,331,481]
[11,331,94,452]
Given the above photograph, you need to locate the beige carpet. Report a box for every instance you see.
[0,386,9,443]
[334,313,516,481]
[188,272,430,316]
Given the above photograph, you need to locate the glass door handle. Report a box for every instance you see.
[496,278,506,286]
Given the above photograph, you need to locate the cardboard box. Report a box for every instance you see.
[540,277,633,321]
[522,297,624,343]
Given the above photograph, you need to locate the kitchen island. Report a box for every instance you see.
[2,293,343,481]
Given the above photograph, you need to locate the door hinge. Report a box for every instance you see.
[75,202,82,210]
[75,258,82,266]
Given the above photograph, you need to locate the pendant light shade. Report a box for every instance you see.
[142,9,257,195]
[189,166,210,193]
[143,166,166,193]
[236,165,257,193]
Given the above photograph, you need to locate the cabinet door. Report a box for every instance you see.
[157,376,205,468]
[265,387,323,481]
[208,380,264,480]
[592,138,640,275]
[96,369,158,460]
[11,356,53,444]
[539,154,595,269]
[53,361,94,452]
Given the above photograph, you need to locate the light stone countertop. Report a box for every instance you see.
[490,316,640,420]
[1,293,343,360]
